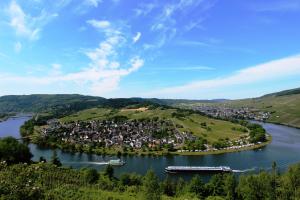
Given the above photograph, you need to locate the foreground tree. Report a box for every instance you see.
[143,170,161,200]
[0,137,32,164]
[104,164,114,180]
[50,150,62,167]
[189,175,206,199]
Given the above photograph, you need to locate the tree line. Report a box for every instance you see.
[1,137,300,200]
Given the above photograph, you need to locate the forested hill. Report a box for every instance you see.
[0,94,107,113]
[0,94,222,113]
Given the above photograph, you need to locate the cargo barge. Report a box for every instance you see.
[165,166,232,173]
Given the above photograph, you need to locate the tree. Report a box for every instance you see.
[143,170,161,200]
[271,161,278,200]
[237,172,272,200]
[0,137,32,164]
[176,177,186,197]
[189,175,205,198]
[206,174,225,197]
[39,156,47,163]
[50,150,61,167]
[162,176,176,196]
[81,168,99,184]
[224,174,236,200]
[104,164,114,180]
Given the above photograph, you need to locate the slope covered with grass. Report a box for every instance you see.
[224,93,300,128]
[60,106,248,144]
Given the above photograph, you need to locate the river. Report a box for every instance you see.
[0,116,300,179]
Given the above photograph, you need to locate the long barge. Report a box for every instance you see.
[165,166,232,173]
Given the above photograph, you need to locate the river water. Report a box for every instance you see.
[0,116,300,179]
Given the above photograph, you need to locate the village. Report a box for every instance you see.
[40,115,266,154]
[41,118,197,151]
[193,106,271,121]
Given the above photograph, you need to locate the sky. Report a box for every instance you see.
[0,0,300,100]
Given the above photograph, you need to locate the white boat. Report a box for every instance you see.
[108,159,125,166]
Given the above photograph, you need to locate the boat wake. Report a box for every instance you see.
[63,161,108,165]
[232,167,256,173]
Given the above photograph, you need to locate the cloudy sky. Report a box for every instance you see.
[0,0,300,99]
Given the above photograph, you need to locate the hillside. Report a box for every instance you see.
[60,106,247,144]
[173,87,300,128]
[0,94,160,114]
[0,94,107,113]
[224,93,300,128]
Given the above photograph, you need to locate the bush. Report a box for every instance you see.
[0,137,32,164]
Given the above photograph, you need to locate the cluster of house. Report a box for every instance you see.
[42,119,196,150]
[194,106,270,121]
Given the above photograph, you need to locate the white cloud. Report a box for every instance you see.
[147,0,215,49]
[87,19,110,29]
[134,3,156,16]
[0,19,144,96]
[84,0,103,7]
[145,54,300,98]
[166,66,215,71]
[74,0,103,14]
[132,32,141,43]
[14,41,22,53]
[7,0,58,40]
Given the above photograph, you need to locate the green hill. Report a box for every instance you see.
[0,94,106,113]
[0,94,160,115]
[225,92,300,128]
[60,106,248,145]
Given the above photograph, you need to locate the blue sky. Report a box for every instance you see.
[0,0,300,99]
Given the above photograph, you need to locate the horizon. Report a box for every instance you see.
[1,0,300,99]
[0,86,296,101]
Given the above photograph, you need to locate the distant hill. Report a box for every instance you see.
[222,88,300,128]
[1,87,299,128]
[262,87,300,97]
[0,94,107,113]
[0,94,228,114]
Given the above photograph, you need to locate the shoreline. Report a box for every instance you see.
[27,135,272,157]
[172,137,271,156]
[266,120,300,130]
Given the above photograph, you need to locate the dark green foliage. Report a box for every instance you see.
[1,161,300,199]
[224,174,237,200]
[104,165,114,180]
[0,94,107,114]
[162,176,176,196]
[185,137,207,151]
[189,175,206,198]
[237,171,273,200]
[50,150,61,167]
[81,168,99,184]
[206,174,226,197]
[39,156,47,162]
[143,170,161,200]
[120,173,142,186]
[152,128,170,139]
[212,138,229,149]
[247,123,267,143]
[0,137,32,164]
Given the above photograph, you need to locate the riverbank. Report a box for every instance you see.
[265,120,300,130]
[27,134,272,157]
[22,121,272,157]
[173,136,271,156]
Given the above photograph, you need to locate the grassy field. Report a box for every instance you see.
[60,106,248,144]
